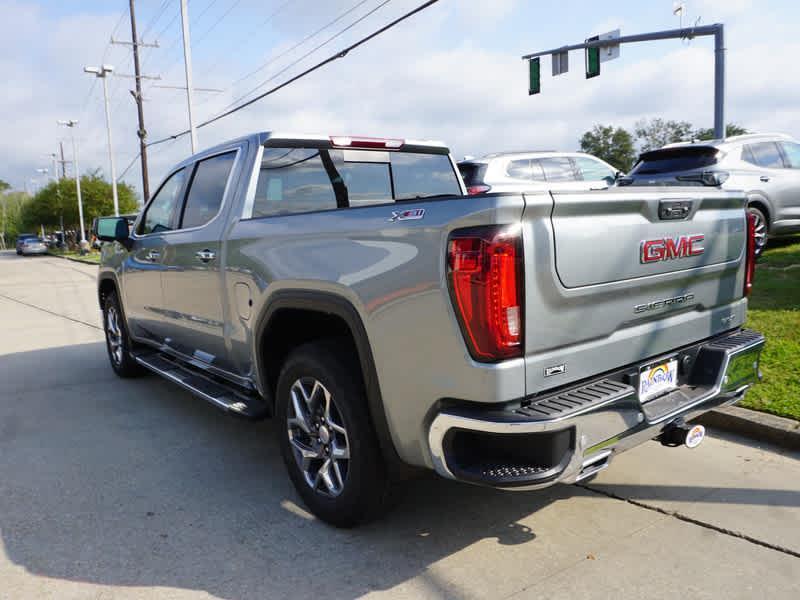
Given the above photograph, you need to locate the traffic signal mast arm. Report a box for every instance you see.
[521,23,725,139]
[520,23,724,60]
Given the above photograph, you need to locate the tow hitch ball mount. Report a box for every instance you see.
[659,420,706,448]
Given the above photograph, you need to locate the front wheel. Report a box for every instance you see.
[276,340,388,527]
[103,291,146,378]
[747,205,768,257]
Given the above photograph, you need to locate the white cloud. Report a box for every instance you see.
[1,0,799,197]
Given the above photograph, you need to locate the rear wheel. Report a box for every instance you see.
[103,291,146,378]
[276,340,388,527]
[747,205,768,257]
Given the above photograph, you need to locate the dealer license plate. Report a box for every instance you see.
[638,359,678,402]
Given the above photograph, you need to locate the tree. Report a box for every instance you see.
[694,124,749,140]
[0,179,10,193]
[21,174,138,232]
[634,118,694,152]
[579,124,637,172]
[1,191,32,244]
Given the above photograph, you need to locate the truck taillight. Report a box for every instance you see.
[744,212,757,296]
[447,226,523,361]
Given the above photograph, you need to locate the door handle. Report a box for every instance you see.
[195,249,216,263]
[145,250,161,262]
[760,175,770,182]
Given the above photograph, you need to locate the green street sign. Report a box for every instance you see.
[528,57,541,95]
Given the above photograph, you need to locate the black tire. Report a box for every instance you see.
[102,290,146,378]
[747,205,769,257]
[276,339,388,527]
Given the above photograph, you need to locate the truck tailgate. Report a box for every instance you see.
[552,190,744,287]
[521,188,749,395]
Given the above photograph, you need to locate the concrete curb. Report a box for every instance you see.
[47,252,99,266]
[697,405,800,451]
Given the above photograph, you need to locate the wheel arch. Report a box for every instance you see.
[746,194,772,230]
[254,290,405,475]
[98,273,120,310]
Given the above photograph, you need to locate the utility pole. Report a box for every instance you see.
[122,0,151,202]
[180,0,198,153]
[58,120,86,243]
[522,23,727,139]
[59,142,68,178]
[84,65,119,216]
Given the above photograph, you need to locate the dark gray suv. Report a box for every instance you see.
[621,133,800,254]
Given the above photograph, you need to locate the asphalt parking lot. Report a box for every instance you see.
[1,250,799,600]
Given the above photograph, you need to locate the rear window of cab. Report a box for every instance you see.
[252,148,461,218]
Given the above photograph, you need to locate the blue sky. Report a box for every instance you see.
[2,0,798,197]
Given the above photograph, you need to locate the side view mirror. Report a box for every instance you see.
[94,216,130,245]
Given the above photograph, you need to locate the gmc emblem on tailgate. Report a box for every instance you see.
[640,234,705,264]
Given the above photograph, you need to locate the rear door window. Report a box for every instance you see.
[780,142,800,168]
[540,157,577,181]
[180,151,236,229]
[743,142,786,168]
[505,159,545,181]
[574,156,615,181]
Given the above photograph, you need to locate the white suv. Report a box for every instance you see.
[622,133,800,254]
[457,151,620,195]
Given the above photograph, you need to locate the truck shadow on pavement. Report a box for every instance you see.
[1,342,798,599]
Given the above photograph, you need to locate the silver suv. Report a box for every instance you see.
[458,151,620,195]
[622,133,800,254]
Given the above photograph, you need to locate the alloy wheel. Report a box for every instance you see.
[750,210,768,255]
[106,306,124,366]
[286,377,350,497]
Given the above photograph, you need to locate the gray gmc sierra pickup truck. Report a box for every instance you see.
[94,131,765,527]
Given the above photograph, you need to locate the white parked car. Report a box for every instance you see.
[458,151,621,195]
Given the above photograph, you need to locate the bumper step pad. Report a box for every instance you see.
[516,379,634,420]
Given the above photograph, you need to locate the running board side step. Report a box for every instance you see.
[134,352,269,419]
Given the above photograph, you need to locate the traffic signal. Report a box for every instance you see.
[585,36,600,78]
[528,57,541,95]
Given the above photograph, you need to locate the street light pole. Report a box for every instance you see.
[58,120,86,243]
[84,65,119,216]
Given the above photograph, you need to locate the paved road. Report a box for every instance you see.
[1,250,799,600]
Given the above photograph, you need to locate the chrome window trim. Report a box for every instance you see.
[133,147,242,240]
[241,144,264,220]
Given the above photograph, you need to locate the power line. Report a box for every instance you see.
[184,0,299,109]
[228,0,372,90]
[217,0,392,115]
[146,0,441,149]
[147,0,240,90]
[117,151,142,180]
[194,0,244,45]
[200,0,295,80]
[139,0,171,39]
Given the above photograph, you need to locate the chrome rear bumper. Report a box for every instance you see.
[427,329,765,489]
